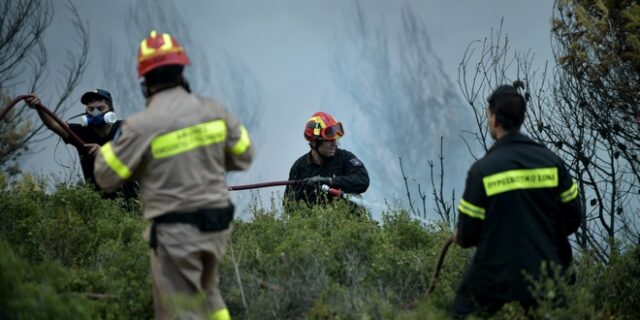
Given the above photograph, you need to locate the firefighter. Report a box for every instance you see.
[451,82,582,319]
[24,90,138,202]
[93,31,254,320]
[284,111,369,208]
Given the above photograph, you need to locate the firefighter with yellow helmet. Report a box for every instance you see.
[284,111,369,207]
[94,31,253,320]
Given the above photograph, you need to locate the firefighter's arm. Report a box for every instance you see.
[557,162,582,235]
[94,123,145,192]
[37,108,70,140]
[456,168,486,248]
[331,154,369,193]
[24,95,70,140]
[224,113,254,171]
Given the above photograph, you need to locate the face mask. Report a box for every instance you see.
[81,111,117,127]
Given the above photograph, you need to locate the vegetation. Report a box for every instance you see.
[454,0,640,263]
[553,0,640,178]
[551,0,640,259]
[1,177,638,319]
[0,0,89,176]
[2,0,639,319]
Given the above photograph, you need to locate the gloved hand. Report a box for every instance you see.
[299,176,332,187]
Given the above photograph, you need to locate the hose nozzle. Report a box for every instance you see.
[320,184,344,197]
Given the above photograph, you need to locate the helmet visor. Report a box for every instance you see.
[322,122,344,140]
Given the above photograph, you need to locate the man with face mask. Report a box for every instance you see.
[284,111,369,208]
[25,90,138,200]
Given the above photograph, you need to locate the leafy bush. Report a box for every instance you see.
[0,176,152,319]
[0,240,94,319]
[0,176,638,319]
[221,201,468,319]
[592,246,640,320]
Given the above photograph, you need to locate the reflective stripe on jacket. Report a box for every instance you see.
[456,132,581,301]
[94,86,254,219]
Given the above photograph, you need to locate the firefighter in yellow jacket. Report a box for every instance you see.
[94,31,254,320]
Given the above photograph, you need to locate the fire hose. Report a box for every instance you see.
[5,95,456,294]
[426,235,455,297]
[228,180,295,191]
[319,184,383,209]
[0,95,86,148]
[4,98,457,296]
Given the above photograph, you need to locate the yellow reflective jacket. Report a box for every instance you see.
[94,86,254,220]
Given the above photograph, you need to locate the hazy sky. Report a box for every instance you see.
[21,0,556,218]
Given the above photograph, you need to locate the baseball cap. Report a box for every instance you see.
[81,89,113,105]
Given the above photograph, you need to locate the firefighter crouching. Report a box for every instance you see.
[94,31,254,320]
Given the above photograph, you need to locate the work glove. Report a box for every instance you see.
[299,176,332,187]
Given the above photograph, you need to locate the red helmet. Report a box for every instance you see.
[137,30,190,77]
[304,112,344,141]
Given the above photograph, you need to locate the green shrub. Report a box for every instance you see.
[595,246,640,319]
[220,202,464,319]
[1,176,638,319]
[0,178,151,319]
[0,240,94,319]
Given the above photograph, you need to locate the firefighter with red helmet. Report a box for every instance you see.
[284,112,369,207]
[94,31,253,320]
